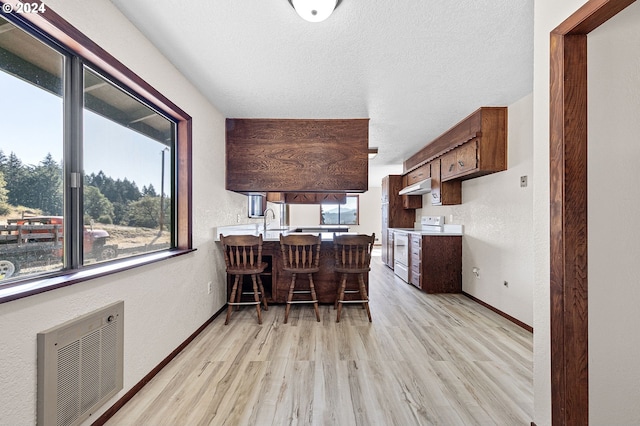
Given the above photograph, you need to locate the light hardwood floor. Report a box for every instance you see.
[106,255,533,425]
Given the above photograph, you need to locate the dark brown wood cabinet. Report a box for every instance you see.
[273,240,366,303]
[409,233,462,293]
[381,175,416,268]
[402,195,422,209]
[226,118,369,193]
[401,107,507,205]
[429,159,462,206]
[440,140,479,181]
[403,107,507,172]
[403,162,431,186]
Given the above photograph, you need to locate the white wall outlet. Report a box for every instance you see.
[520,176,528,187]
[207,281,212,294]
[236,214,241,223]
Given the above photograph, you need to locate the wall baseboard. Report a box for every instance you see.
[91,305,226,425]
[462,291,533,333]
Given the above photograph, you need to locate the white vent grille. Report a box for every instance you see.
[38,301,124,426]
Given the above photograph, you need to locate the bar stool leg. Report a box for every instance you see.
[358,273,372,322]
[235,278,242,310]
[257,275,268,311]
[284,273,297,324]
[251,274,263,325]
[226,274,240,325]
[308,273,320,322]
[336,274,347,323]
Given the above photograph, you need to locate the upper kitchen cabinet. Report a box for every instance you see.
[429,158,462,206]
[226,119,369,193]
[403,107,507,181]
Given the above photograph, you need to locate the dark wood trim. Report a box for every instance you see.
[549,1,636,424]
[0,0,194,297]
[462,292,533,333]
[91,306,227,426]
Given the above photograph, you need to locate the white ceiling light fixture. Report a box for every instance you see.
[288,0,340,23]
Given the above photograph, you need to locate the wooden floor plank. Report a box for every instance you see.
[106,256,533,425]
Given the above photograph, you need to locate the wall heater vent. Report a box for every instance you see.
[37,301,124,426]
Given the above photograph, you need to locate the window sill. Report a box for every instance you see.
[0,248,196,304]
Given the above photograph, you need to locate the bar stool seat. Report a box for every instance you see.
[280,234,321,323]
[220,234,269,325]
[333,233,375,323]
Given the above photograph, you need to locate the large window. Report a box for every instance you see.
[320,196,359,225]
[82,67,175,265]
[0,10,191,292]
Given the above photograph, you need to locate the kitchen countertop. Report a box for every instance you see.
[216,224,352,241]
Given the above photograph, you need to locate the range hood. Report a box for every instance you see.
[399,178,432,195]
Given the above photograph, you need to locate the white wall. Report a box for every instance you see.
[588,3,640,424]
[418,95,534,327]
[0,1,248,424]
[288,188,382,243]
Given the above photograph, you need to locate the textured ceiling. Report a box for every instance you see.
[109,0,533,186]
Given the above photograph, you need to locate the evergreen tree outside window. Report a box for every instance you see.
[0,12,186,287]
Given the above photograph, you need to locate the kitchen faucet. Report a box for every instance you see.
[263,208,275,232]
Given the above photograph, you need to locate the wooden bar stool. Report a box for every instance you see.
[220,234,268,325]
[280,234,321,323]
[333,233,375,323]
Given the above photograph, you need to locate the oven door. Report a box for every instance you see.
[393,232,409,282]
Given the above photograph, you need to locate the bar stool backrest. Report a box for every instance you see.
[333,233,375,273]
[280,234,321,272]
[220,234,264,271]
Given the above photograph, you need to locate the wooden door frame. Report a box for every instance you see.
[549,0,636,424]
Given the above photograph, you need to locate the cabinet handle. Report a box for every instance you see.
[449,164,454,172]
[458,160,464,167]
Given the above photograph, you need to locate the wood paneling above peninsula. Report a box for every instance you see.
[226,119,369,193]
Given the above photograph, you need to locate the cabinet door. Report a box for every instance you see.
[421,236,462,293]
[430,160,442,205]
[402,194,422,209]
[456,141,478,176]
[440,150,458,181]
[405,163,431,185]
[429,159,462,206]
[409,234,422,288]
[440,141,479,181]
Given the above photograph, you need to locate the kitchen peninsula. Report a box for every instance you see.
[216,225,365,304]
